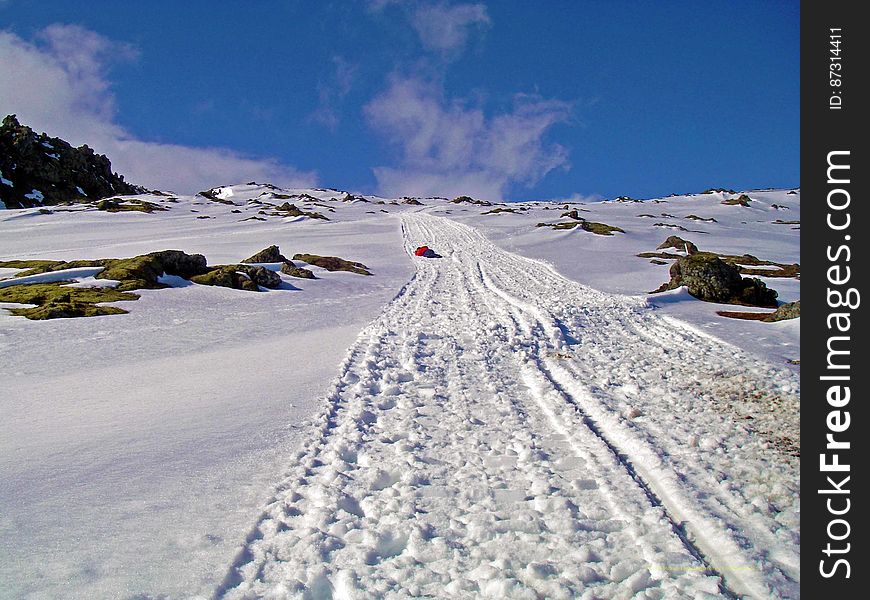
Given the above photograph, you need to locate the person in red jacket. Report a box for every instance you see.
[414,246,441,258]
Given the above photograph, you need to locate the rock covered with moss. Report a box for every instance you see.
[0,114,144,209]
[763,300,800,322]
[293,253,372,275]
[280,262,316,279]
[656,235,698,254]
[655,252,778,307]
[243,245,288,263]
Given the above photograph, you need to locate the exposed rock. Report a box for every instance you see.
[280,262,316,279]
[451,195,492,206]
[274,202,329,220]
[98,250,208,291]
[95,198,165,213]
[190,266,259,291]
[237,265,282,288]
[763,300,800,322]
[654,252,778,307]
[536,220,624,235]
[293,253,372,276]
[243,245,288,263]
[656,235,698,254]
[0,114,144,209]
[402,197,424,205]
[721,194,752,206]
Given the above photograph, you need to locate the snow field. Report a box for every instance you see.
[219,214,798,598]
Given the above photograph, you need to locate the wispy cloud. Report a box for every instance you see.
[411,2,490,56]
[0,25,316,193]
[365,76,571,201]
[309,56,358,131]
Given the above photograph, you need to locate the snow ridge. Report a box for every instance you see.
[216,213,799,599]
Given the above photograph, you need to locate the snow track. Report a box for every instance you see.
[217,213,799,599]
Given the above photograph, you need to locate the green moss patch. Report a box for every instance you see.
[0,259,67,273]
[95,198,166,213]
[293,253,372,275]
[0,282,139,320]
[582,221,624,235]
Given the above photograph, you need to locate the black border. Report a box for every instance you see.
[802,2,868,596]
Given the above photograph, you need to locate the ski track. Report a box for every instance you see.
[216,213,799,599]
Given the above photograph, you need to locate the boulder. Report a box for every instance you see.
[660,252,778,307]
[236,265,282,288]
[98,250,208,291]
[656,235,698,255]
[243,245,288,263]
[280,262,316,279]
[190,266,260,291]
[293,253,372,276]
[763,300,800,322]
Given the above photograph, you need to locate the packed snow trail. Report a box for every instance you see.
[217,213,799,599]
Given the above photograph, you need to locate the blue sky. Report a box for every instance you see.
[1,1,799,201]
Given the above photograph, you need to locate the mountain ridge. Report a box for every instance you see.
[0,114,144,209]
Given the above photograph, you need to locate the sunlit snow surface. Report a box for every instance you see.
[0,186,799,599]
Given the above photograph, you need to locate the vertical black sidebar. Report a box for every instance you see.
[802,2,868,597]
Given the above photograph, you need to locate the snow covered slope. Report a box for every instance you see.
[218,213,798,599]
[0,185,799,599]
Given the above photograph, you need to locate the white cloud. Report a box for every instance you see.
[411,2,490,55]
[0,26,315,193]
[547,192,605,204]
[364,76,571,201]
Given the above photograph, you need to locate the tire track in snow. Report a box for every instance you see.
[426,215,800,598]
[216,213,798,599]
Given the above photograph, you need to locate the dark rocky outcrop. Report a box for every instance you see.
[0,115,144,209]
[654,252,778,307]
[451,195,492,207]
